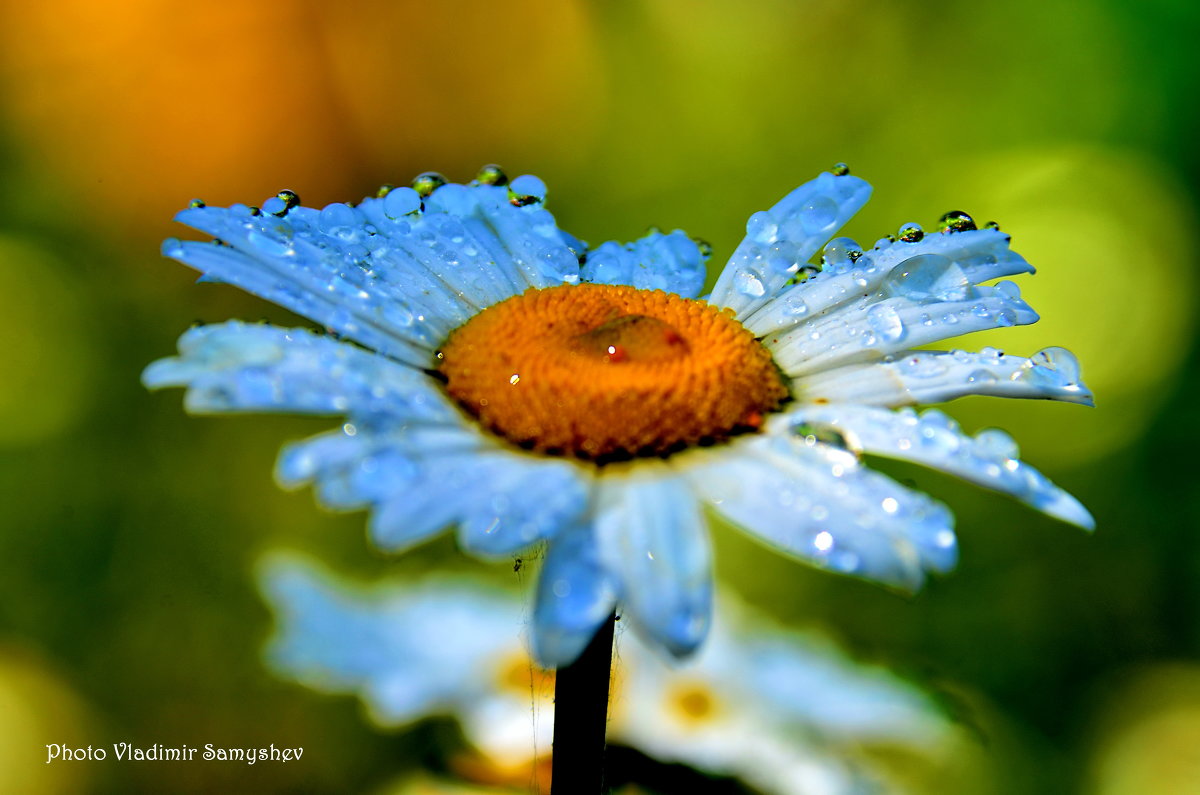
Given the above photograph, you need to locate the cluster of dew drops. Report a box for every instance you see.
[782,163,1003,290]
[185,163,548,233]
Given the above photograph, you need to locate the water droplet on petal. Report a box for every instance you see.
[966,368,998,385]
[1030,347,1082,384]
[248,222,295,257]
[746,211,779,244]
[898,223,924,243]
[509,174,547,206]
[974,428,1019,459]
[411,172,447,197]
[799,196,839,234]
[476,163,509,186]
[995,280,1022,300]
[162,237,184,258]
[275,190,301,214]
[883,254,970,301]
[188,198,206,209]
[984,221,1001,231]
[938,210,977,233]
[383,186,422,219]
[319,203,361,241]
[831,162,850,176]
[782,292,808,316]
[821,237,861,271]
[692,237,713,259]
[866,303,907,343]
[735,269,766,297]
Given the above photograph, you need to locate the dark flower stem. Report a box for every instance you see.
[551,612,616,794]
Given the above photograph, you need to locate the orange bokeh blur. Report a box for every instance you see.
[0,1,603,239]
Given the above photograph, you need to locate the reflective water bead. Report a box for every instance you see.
[476,163,509,186]
[984,221,1001,231]
[692,237,713,258]
[735,269,766,298]
[782,292,808,317]
[898,223,924,243]
[261,197,287,216]
[883,254,970,302]
[799,196,839,234]
[791,422,852,452]
[938,210,977,233]
[248,222,295,257]
[831,162,851,176]
[994,280,1022,300]
[746,211,780,244]
[1030,347,1082,384]
[966,369,998,385]
[509,174,547,206]
[318,203,360,241]
[822,237,862,269]
[866,303,907,343]
[276,190,301,213]
[974,428,1019,459]
[188,198,206,209]
[383,186,422,219]
[411,171,447,197]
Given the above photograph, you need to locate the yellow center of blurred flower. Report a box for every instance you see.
[438,284,787,462]
[667,681,721,725]
[495,651,555,695]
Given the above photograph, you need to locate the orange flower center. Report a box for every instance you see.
[437,284,788,462]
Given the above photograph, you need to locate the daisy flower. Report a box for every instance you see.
[259,554,953,795]
[144,165,1092,666]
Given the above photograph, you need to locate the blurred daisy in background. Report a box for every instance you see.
[260,553,955,795]
[144,165,1091,666]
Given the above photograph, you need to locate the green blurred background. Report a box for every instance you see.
[1,0,1198,792]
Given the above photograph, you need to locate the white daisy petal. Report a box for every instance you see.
[796,346,1094,407]
[532,524,618,668]
[581,230,708,298]
[743,227,1033,337]
[167,219,455,366]
[456,453,591,559]
[594,472,712,657]
[420,179,581,290]
[769,282,1039,376]
[168,180,586,366]
[779,405,1095,529]
[259,555,522,724]
[709,171,871,317]
[687,435,957,590]
[142,321,455,422]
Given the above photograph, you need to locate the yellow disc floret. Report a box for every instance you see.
[437,284,788,462]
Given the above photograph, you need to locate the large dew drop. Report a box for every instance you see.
[799,196,839,235]
[1029,347,1082,385]
[866,303,907,343]
[383,187,422,219]
[735,269,767,298]
[883,254,970,302]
